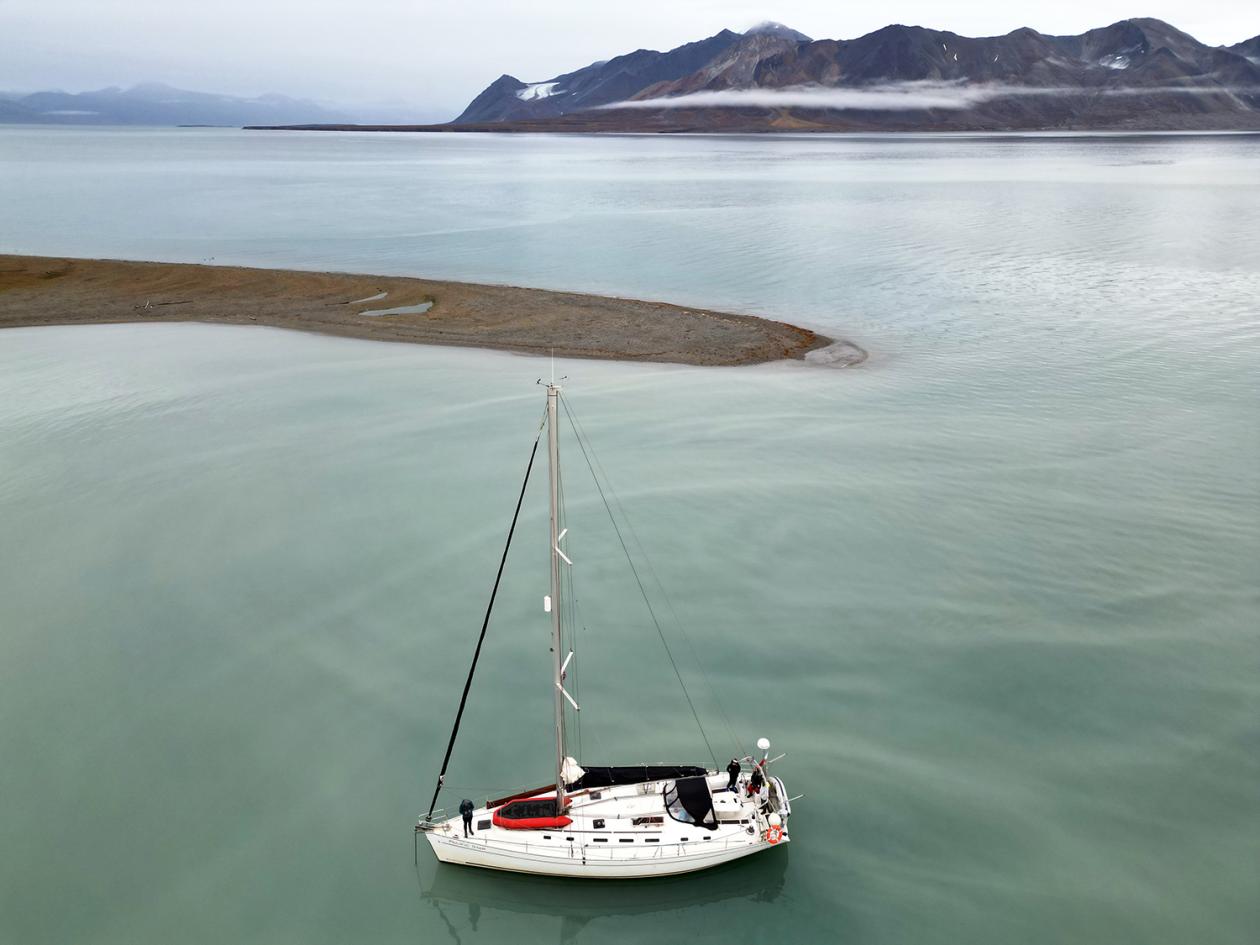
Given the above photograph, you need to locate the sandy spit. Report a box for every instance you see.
[0,256,861,368]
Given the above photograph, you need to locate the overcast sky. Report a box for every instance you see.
[3,1,1256,119]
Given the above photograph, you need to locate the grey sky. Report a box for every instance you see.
[3,1,1256,119]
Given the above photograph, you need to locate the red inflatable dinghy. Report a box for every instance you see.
[492,797,573,830]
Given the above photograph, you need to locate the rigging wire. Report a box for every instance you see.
[424,407,546,821]
[563,397,746,761]
[559,392,719,769]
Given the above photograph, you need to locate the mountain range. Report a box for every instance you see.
[434,18,1260,132]
[0,83,360,126]
[11,19,1258,133]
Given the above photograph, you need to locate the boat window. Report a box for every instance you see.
[593,819,605,829]
[593,837,608,843]
[646,838,659,843]
[619,838,634,843]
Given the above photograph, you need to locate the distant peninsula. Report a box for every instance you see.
[0,256,854,367]
[0,82,354,127]
[251,18,1260,134]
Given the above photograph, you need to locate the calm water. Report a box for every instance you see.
[1,128,1258,944]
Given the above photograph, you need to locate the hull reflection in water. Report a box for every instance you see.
[421,850,788,944]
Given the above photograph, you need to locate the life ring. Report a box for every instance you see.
[765,825,784,845]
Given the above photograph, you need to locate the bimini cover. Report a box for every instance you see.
[569,764,708,790]
[664,776,717,830]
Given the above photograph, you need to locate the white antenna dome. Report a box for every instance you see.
[756,737,771,751]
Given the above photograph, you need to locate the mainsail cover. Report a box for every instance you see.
[569,764,708,790]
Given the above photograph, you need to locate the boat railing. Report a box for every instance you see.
[415,809,450,833]
[581,835,765,861]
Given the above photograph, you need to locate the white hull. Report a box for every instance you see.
[425,829,783,879]
[421,773,791,880]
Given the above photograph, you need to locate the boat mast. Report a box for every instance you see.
[546,382,568,812]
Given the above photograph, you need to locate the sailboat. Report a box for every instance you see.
[416,382,792,879]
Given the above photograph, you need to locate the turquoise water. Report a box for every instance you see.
[0,128,1258,944]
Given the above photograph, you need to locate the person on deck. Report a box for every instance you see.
[459,798,475,837]
[747,765,765,798]
[726,758,742,792]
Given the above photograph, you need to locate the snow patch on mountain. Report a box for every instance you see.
[516,82,561,101]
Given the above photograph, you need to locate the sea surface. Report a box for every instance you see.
[1,127,1258,944]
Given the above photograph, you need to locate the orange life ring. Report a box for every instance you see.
[765,825,784,845]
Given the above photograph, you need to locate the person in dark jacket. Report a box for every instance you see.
[726,758,742,792]
[747,765,765,797]
[459,798,475,837]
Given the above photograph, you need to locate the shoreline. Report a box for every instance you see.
[243,120,1260,135]
[0,255,861,368]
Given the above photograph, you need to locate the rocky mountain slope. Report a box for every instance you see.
[1227,35,1260,62]
[454,29,750,122]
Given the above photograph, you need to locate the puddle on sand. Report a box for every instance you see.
[361,301,433,317]
[348,291,388,304]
